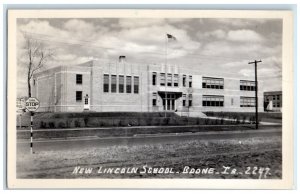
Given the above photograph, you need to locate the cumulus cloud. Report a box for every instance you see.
[227,29,264,42]
[16,18,282,96]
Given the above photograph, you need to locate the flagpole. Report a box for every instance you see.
[164,34,168,118]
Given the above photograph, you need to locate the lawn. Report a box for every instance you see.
[17,136,281,179]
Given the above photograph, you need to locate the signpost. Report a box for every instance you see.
[25,97,40,154]
[16,98,26,129]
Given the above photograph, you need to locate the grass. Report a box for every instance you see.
[17,124,279,140]
[17,136,282,179]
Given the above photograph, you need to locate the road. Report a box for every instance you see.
[17,128,281,153]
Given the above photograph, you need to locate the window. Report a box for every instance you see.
[167,73,172,86]
[202,77,224,89]
[76,74,82,84]
[85,98,88,105]
[188,94,192,107]
[273,96,276,100]
[152,72,157,85]
[183,75,186,87]
[240,80,256,91]
[277,95,280,100]
[182,94,186,106]
[231,98,234,105]
[160,73,165,86]
[111,75,116,93]
[134,76,139,94]
[152,93,157,106]
[202,95,224,107]
[240,97,255,107]
[119,75,124,93]
[103,74,109,92]
[76,91,82,101]
[174,74,179,87]
[33,79,36,86]
[126,76,132,93]
[189,75,192,88]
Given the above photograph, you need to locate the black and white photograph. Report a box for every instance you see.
[7,9,294,189]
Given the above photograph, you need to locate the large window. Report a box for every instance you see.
[167,74,172,86]
[189,75,192,88]
[160,73,165,86]
[174,74,179,87]
[152,72,157,86]
[182,75,186,87]
[103,74,109,92]
[119,75,124,93]
[202,77,224,89]
[76,91,82,101]
[188,94,193,107]
[240,80,256,91]
[152,92,157,106]
[111,75,116,93]
[76,74,82,84]
[126,76,132,93]
[182,94,186,106]
[240,97,255,107]
[202,95,224,107]
[134,76,139,94]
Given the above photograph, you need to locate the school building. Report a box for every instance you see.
[32,56,264,115]
[264,91,282,112]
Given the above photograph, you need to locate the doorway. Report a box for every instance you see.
[162,93,176,111]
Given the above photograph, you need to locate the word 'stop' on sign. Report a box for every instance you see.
[25,97,40,112]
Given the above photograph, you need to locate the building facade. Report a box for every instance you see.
[264,91,282,112]
[32,58,264,114]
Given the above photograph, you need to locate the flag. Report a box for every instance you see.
[167,34,177,41]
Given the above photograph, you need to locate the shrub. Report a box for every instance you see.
[48,122,55,128]
[75,120,81,128]
[58,121,66,128]
[83,117,89,127]
[40,121,47,128]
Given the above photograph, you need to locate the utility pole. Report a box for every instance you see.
[248,60,262,129]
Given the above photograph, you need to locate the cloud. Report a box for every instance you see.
[214,18,267,28]
[227,29,264,42]
[16,18,282,97]
[118,18,165,28]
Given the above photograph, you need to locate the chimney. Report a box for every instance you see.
[119,56,126,63]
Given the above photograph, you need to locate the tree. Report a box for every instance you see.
[25,37,54,97]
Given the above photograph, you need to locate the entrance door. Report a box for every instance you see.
[163,94,176,111]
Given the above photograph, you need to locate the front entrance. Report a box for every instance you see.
[162,93,176,111]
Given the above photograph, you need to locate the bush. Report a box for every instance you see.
[48,121,55,128]
[40,121,47,128]
[83,117,89,127]
[75,120,81,128]
[58,121,66,128]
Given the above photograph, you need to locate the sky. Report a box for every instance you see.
[16,18,282,97]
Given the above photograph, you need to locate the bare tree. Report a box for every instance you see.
[25,37,54,97]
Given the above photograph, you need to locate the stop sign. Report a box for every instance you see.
[25,97,40,112]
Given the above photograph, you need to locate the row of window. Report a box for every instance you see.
[202,77,224,89]
[77,73,256,93]
[103,74,139,94]
[151,94,256,108]
[152,73,192,87]
[240,80,256,91]
[240,97,256,107]
[265,95,281,101]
